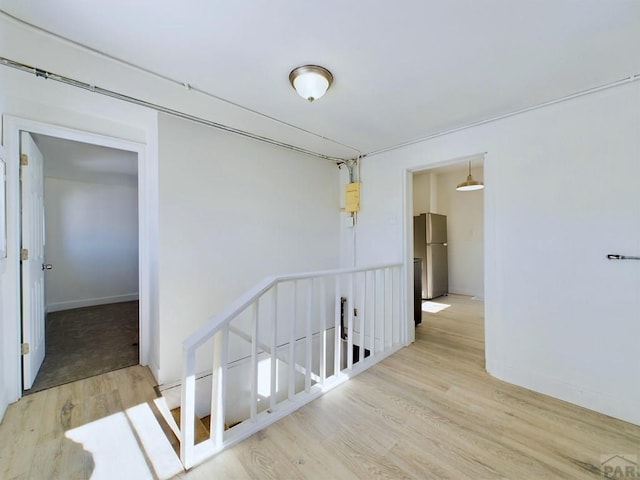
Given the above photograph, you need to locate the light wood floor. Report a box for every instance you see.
[2,294,640,479]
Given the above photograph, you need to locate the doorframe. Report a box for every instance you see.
[3,115,151,401]
[401,152,496,370]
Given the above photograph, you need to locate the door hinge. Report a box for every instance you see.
[20,153,29,166]
[21,248,29,261]
[21,343,30,355]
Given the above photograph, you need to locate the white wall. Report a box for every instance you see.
[157,113,340,383]
[44,176,139,311]
[0,145,10,421]
[355,81,640,425]
[412,172,431,215]
[436,167,484,298]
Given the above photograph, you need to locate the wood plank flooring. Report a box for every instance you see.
[0,366,178,480]
[2,294,640,479]
[181,294,640,479]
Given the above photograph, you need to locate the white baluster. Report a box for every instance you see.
[399,266,406,344]
[210,326,228,447]
[393,266,400,345]
[370,270,376,356]
[305,280,313,393]
[334,275,342,376]
[270,284,278,412]
[288,282,297,400]
[250,301,258,421]
[180,348,196,467]
[347,274,354,370]
[319,278,327,384]
[358,271,366,363]
[380,269,388,352]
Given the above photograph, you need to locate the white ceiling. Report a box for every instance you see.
[33,134,137,185]
[3,1,640,159]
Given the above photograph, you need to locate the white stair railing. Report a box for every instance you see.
[179,263,404,469]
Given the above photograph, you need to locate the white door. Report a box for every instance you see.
[20,132,47,390]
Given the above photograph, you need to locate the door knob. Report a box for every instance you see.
[42,264,53,270]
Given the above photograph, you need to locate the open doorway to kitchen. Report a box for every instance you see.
[410,155,485,367]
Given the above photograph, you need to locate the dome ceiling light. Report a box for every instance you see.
[289,65,333,102]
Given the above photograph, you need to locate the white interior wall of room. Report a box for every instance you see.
[429,173,438,213]
[356,81,640,425]
[157,113,341,384]
[44,175,139,312]
[436,166,484,298]
[0,144,10,421]
[0,15,160,416]
[412,172,431,215]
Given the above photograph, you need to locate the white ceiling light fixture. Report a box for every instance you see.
[289,65,333,102]
[456,160,484,191]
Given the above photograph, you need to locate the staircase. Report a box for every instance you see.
[170,263,405,469]
[171,407,210,445]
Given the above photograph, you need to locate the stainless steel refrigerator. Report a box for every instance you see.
[413,213,448,299]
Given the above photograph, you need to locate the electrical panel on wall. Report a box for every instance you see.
[345,182,360,213]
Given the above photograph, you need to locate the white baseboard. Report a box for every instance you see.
[493,364,640,427]
[148,360,161,385]
[448,289,484,300]
[47,293,139,313]
[0,389,9,424]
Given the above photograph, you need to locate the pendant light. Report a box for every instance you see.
[456,160,484,191]
[289,65,333,102]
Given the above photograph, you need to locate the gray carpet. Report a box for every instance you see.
[26,301,139,394]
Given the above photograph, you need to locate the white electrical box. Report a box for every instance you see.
[344,215,355,228]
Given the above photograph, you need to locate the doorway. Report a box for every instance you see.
[2,116,151,401]
[23,133,140,393]
[408,155,485,356]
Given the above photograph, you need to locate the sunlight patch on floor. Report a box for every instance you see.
[127,403,183,478]
[422,301,451,313]
[65,403,183,480]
